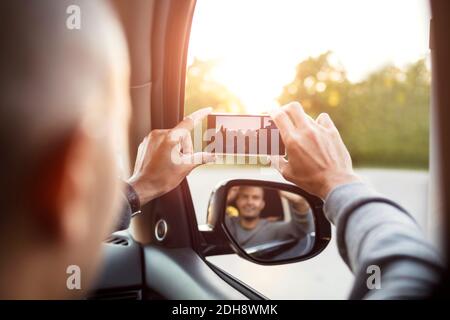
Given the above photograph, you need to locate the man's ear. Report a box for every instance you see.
[261,200,266,211]
[32,128,93,244]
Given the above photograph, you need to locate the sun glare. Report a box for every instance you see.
[187,0,430,114]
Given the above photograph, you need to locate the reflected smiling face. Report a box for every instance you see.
[235,186,265,220]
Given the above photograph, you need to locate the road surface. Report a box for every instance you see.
[187,166,429,299]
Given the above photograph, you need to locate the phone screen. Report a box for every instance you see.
[206,114,286,156]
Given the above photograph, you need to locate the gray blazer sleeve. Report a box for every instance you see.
[324,183,443,299]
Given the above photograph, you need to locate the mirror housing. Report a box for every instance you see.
[201,179,331,265]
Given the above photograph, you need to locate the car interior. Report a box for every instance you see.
[90,0,264,300]
[87,0,450,300]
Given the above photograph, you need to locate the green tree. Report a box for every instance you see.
[278,52,430,168]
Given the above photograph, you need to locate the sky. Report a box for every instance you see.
[187,0,431,113]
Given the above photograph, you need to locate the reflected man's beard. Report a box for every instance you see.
[240,207,259,221]
[241,215,258,222]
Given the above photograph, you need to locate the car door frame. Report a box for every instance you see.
[430,0,450,295]
[122,0,267,300]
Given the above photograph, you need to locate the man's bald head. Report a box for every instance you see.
[0,0,129,206]
[0,0,131,298]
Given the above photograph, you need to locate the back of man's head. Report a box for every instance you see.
[0,0,130,299]
[0,0,126,200]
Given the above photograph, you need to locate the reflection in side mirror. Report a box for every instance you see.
[225,186,315,261]
[205,180,331,265]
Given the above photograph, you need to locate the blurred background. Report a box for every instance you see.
[185,0,431,299]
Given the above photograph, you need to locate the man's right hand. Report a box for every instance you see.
[127,108,215,206]
[270,102,360,200]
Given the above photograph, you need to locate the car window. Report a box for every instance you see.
[185,0,431,299]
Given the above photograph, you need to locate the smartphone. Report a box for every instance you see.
[206,113,286,156]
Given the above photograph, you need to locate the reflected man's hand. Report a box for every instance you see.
[279,191,310,216]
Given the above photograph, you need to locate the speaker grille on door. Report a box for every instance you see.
[104,236,129,246]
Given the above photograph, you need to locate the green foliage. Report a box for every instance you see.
[185,53,430,169]
[278,52,430,169]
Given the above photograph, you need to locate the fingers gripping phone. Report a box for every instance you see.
[206,113,286,156]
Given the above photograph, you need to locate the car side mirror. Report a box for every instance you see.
[204,179,331,265]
